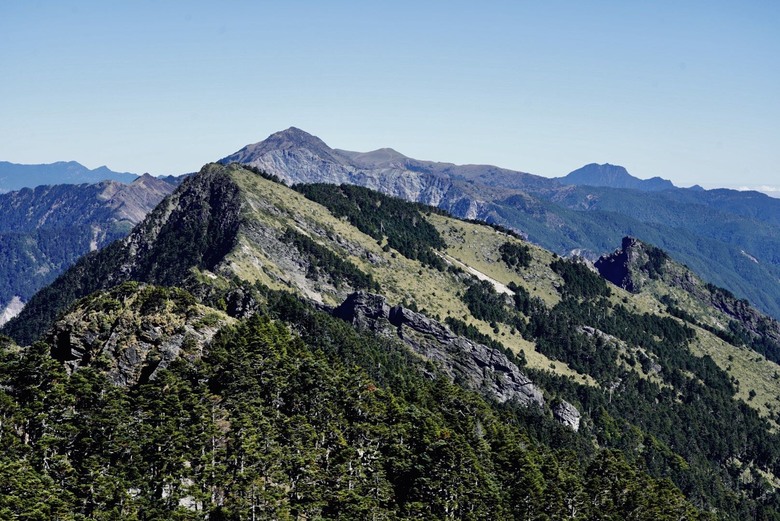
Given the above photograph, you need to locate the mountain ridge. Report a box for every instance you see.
[5,162,780,517]
[0,174,176,325]
[557,162,677,191]
[219,127,780,321]
[0,160,138,192]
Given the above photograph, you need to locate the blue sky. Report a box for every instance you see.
[1,1,778,192]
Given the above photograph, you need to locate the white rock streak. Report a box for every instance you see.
[440,253,514,296]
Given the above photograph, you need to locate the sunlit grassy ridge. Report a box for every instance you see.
[226,169,592,380]
[226,168,780,412]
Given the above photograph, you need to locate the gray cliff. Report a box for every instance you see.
[334,291,545,408]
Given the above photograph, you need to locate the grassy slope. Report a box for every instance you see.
[489,188,780,320]
[223,169,780,421]
[224,170,592,381]
[638,277,780,424]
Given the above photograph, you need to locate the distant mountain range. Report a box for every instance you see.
[0,160,140,192]
[0,174,177,324]
[220,127,780,320]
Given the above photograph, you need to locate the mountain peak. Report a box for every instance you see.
[252,127,331,152]
[334,147,409,167]
[269,126,325,146]
[559,163,675,191]
[219,127,342,169]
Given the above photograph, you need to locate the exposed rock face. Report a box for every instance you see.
[45,283,230,386]
[224,286,259,319]
[221,128,442,198]
[594,236,644,292]
[704,286,780,350]
[100,173,179,223]
[552,400,581,431]
[596,237,780,361]
[0,296,24,326]
[663,266,780,349]
[333,292,392,334]
[219,127,533,226]
[334,291,545,408]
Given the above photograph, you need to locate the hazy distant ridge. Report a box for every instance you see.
[0,160,137,192]
[557,163,676,191]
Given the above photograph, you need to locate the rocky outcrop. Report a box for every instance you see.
[594,237,644,292]
[334,291,545,408]
[596,237,780,363]
[552,400,581,431]
[224,286,259,319]
[45,282,230,387]
[0,296,24,326]
[704,285,780,351]
[333,292,392,333]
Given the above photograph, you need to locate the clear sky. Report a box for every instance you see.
[1,1,778,193]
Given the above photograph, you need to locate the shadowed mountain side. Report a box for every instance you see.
[0,174,176,325]
[1,165,237,342]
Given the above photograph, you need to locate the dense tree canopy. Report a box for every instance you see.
[294,183,447,270]
[0,285,715,519]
